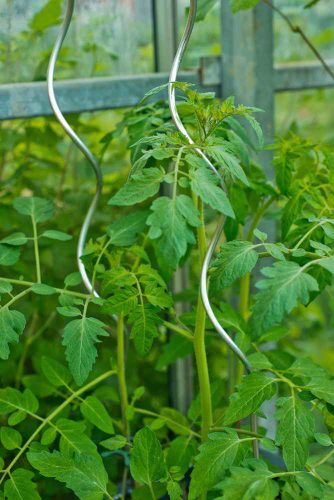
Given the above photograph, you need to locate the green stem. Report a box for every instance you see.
[0,277,91,300]
[211,427,263,439]
[239,272,250,320]
[4,288,32,309]
[163,320,193,341]
[15,312,39,387]
[313,448,334,468]
[117,313,129,439]
[32,219,41,283]
[194,199,212,441]
[149,482,156,500]
[133,408,200,438]
[293,220,326,250]
[0,370,116,485]
[246,195,276,241]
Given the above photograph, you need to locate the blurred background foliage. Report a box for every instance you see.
[0,0,333,396]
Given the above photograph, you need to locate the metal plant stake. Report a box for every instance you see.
[47,0,102,297]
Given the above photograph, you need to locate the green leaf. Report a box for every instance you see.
[175,195,201,227]
[41,230,72,241]
[108,168,164,206]
[156,335,193,370]
[27,451,108,500]
[22,375,55,398]
[103,288,138,316]
[0,244,20,266]
[13,197,54,223]
[224,372,276,425]
[0,309,26,360]
[128,304,160,356]
[64,272,82,287]
[55,418,97,456]
[41,356,72,387]
[314,256,334,274]
[0,281,13,294]
[251,261,319,336]
[130,427,167,486]
[1,426,22,450]
[167,481,183,500]
[276,395,315,471]
[244,114,264,148]
[107,210,149,246]
[314,433,332,447]
[62,317,108,385]
[221,463,279,500]
[4,469,40,500]
[31,283,57,295]
[166,436,196,477]
[231,0,260,13]
[80,396,114,434]
[160,407,190,436]
[138,265,172,308]
[211,241,258,290]
[207,147,249,185]
[57,306,82,318]
[41,427,57,446]
[147,196,196,269]
[0,388,38,420]
[29,0,62,31]
[189,431,241,499]
[296,472,332,498]
[1,233,28,246]
[100,435,127,451]
[196,0,218,21]
[189,160,235,217]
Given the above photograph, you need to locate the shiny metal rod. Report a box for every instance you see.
[169,0,258,455]
[47,0,102,297]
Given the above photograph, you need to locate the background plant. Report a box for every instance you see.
[0,0,334,499]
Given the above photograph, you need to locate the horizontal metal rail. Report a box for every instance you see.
[201,56,334,92]
[0,71,203,121]
[1,58,334,121]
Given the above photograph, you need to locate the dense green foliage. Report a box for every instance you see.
[1,0,334,499]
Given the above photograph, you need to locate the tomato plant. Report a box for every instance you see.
[1,0,334,499]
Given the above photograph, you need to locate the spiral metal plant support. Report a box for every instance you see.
[169,0,259,456]
[47,0,102,297]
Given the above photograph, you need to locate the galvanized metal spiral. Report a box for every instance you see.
[169,0,259,455]
[47,0,102,297]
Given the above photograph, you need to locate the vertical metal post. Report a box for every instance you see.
[220,1,276,438]
[220,2,274,170]
[152,0,194,415]
[152,0,178,72]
